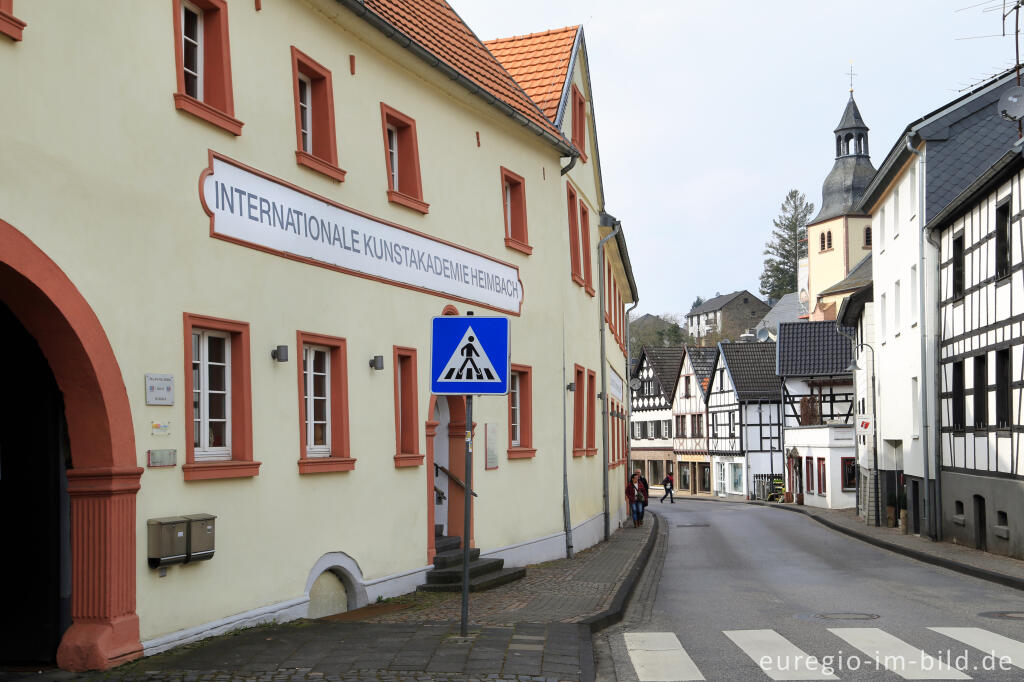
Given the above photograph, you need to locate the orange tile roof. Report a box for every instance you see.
[484,26,579,122]
[356,0,568,146]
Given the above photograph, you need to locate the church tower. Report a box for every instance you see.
[805,88,877,320]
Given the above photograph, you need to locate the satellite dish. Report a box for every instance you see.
[1000,86,1024,122]
[628,378,642,390]
[756,328,771,342]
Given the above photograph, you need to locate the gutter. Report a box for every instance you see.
[334,0,578,160]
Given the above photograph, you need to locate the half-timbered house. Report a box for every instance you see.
[707,342,782,497]
[672,346,717,494]
[630,346,684,486]
[777,321,856,509]
[934,138,1024,558]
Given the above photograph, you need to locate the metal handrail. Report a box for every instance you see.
[435,463,477,497]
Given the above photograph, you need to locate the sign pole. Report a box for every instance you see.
[460,393,473,637]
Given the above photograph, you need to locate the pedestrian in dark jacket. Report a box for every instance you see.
[661,473,674,503]
[633,469,650,525]
[626,472,647,527]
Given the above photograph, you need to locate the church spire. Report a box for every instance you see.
[810,90,877,224]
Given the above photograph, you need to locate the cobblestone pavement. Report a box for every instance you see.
[2,519,654,682]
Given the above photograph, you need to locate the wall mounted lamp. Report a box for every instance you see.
[566,382,576,392]
[369,355,384,371]
[271,345,289,362]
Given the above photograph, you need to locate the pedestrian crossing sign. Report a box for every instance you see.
[430,316,509,395]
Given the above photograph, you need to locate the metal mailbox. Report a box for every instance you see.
[147,516,188,568]
[185,513,216,563]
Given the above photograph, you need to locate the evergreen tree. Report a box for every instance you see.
[759,189,813,301]
[690,296,705,311]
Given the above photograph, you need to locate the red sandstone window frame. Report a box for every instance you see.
[380,103,428,214]
[586,369,597,455]
[171,0,243,136]
[295,331,354,474]
[291,47,346,183]
[394,346,424,467]
[508,363,535,459]
[182,313,259,480]
[840,456,856,491]
[567,184,583,285]
[579,201,594,295]
[805,455,813,493]
[501,167,531,255]
[571,84,588,162]
[573,364,586,456]
[0,0,26,40]
[818,457,826,495]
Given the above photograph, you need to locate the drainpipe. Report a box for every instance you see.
[925,224,944,541]
[598,221,622,542]
[561,319,574,559]
[560,155,578,176]
[625,301,639,474]
[907,138,934,539]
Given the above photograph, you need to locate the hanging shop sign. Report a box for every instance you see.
[200,152,523,315]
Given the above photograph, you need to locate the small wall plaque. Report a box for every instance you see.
[151,421,171,437]
[145,374,175,406]
[485,422,498,470]
[148,449,177,467]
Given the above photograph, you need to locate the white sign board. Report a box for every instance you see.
[201,153,523,314]
[608,369,624,403]
[856,415,873,437]
[145,374,174,406]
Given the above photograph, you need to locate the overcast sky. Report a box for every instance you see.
[450,0,1019,318]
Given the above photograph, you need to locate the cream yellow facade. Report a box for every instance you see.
[0,0,634,669]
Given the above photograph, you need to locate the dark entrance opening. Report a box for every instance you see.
[974,494,987,552]
[911,480,920,534]
[0,302,72,664]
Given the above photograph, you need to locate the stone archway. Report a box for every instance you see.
[0,219,142,671]
[425,394,472,562]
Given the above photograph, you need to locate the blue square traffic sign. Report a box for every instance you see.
[430,316,510,395]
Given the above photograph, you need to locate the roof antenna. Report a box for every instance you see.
[1002,0,1024,137]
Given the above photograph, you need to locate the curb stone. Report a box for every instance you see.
[686,495,1024,593]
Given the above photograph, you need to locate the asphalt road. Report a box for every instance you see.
[596,498,1024,681]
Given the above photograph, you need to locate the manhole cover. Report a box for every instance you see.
[979,611,1024,620]
[815,612,880,621]
[675,523,710,528]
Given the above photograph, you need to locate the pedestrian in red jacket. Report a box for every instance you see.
[626,472,648,527]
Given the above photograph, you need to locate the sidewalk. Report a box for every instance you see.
[35,515,657,682]
[692,495,1024,590]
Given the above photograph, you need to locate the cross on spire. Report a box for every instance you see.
[847,62,857,93]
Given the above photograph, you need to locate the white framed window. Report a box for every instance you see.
[297,73,312,153]
[181,1,203,100]
[880,293,887,338]
[503,180,513,237]
[731,462,743,493]
[893,187,900,236]
[510,372,521,446]
[192,329,231,461]
[894,280,901,329]
[303,344,331,456]
[878,206,886,248]
[910,265,918,323]
[386,124,399,190]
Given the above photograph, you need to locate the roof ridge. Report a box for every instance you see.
[483,25,580,44]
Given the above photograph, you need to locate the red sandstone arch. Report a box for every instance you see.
[425,394,473,562]
[0,219,142,671]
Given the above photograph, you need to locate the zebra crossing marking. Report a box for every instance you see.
[624,632,704,681]
[929,627,1024,670]
[724,629,838,680]
[828,627,970,680]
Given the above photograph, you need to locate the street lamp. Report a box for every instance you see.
[846,343,880,528]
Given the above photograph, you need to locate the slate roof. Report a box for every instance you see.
[718,342,780,402]
[635,346,685,401]
[755,292,805,334]
[776,321,854,377]
[811,95,876,224]
[686,346,718,399]
[836,94,868,131]
[349,0,568,146]
[688,290,762,316]
[484,26,579,122]
[858,67,1021,223]
[818,253,872,297]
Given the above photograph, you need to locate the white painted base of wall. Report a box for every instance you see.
[141,510,618,658]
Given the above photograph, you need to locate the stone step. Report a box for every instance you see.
[433,547,481,568]
[435,535,461,553]
[418,567,526,593]
[425,557,505,584]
